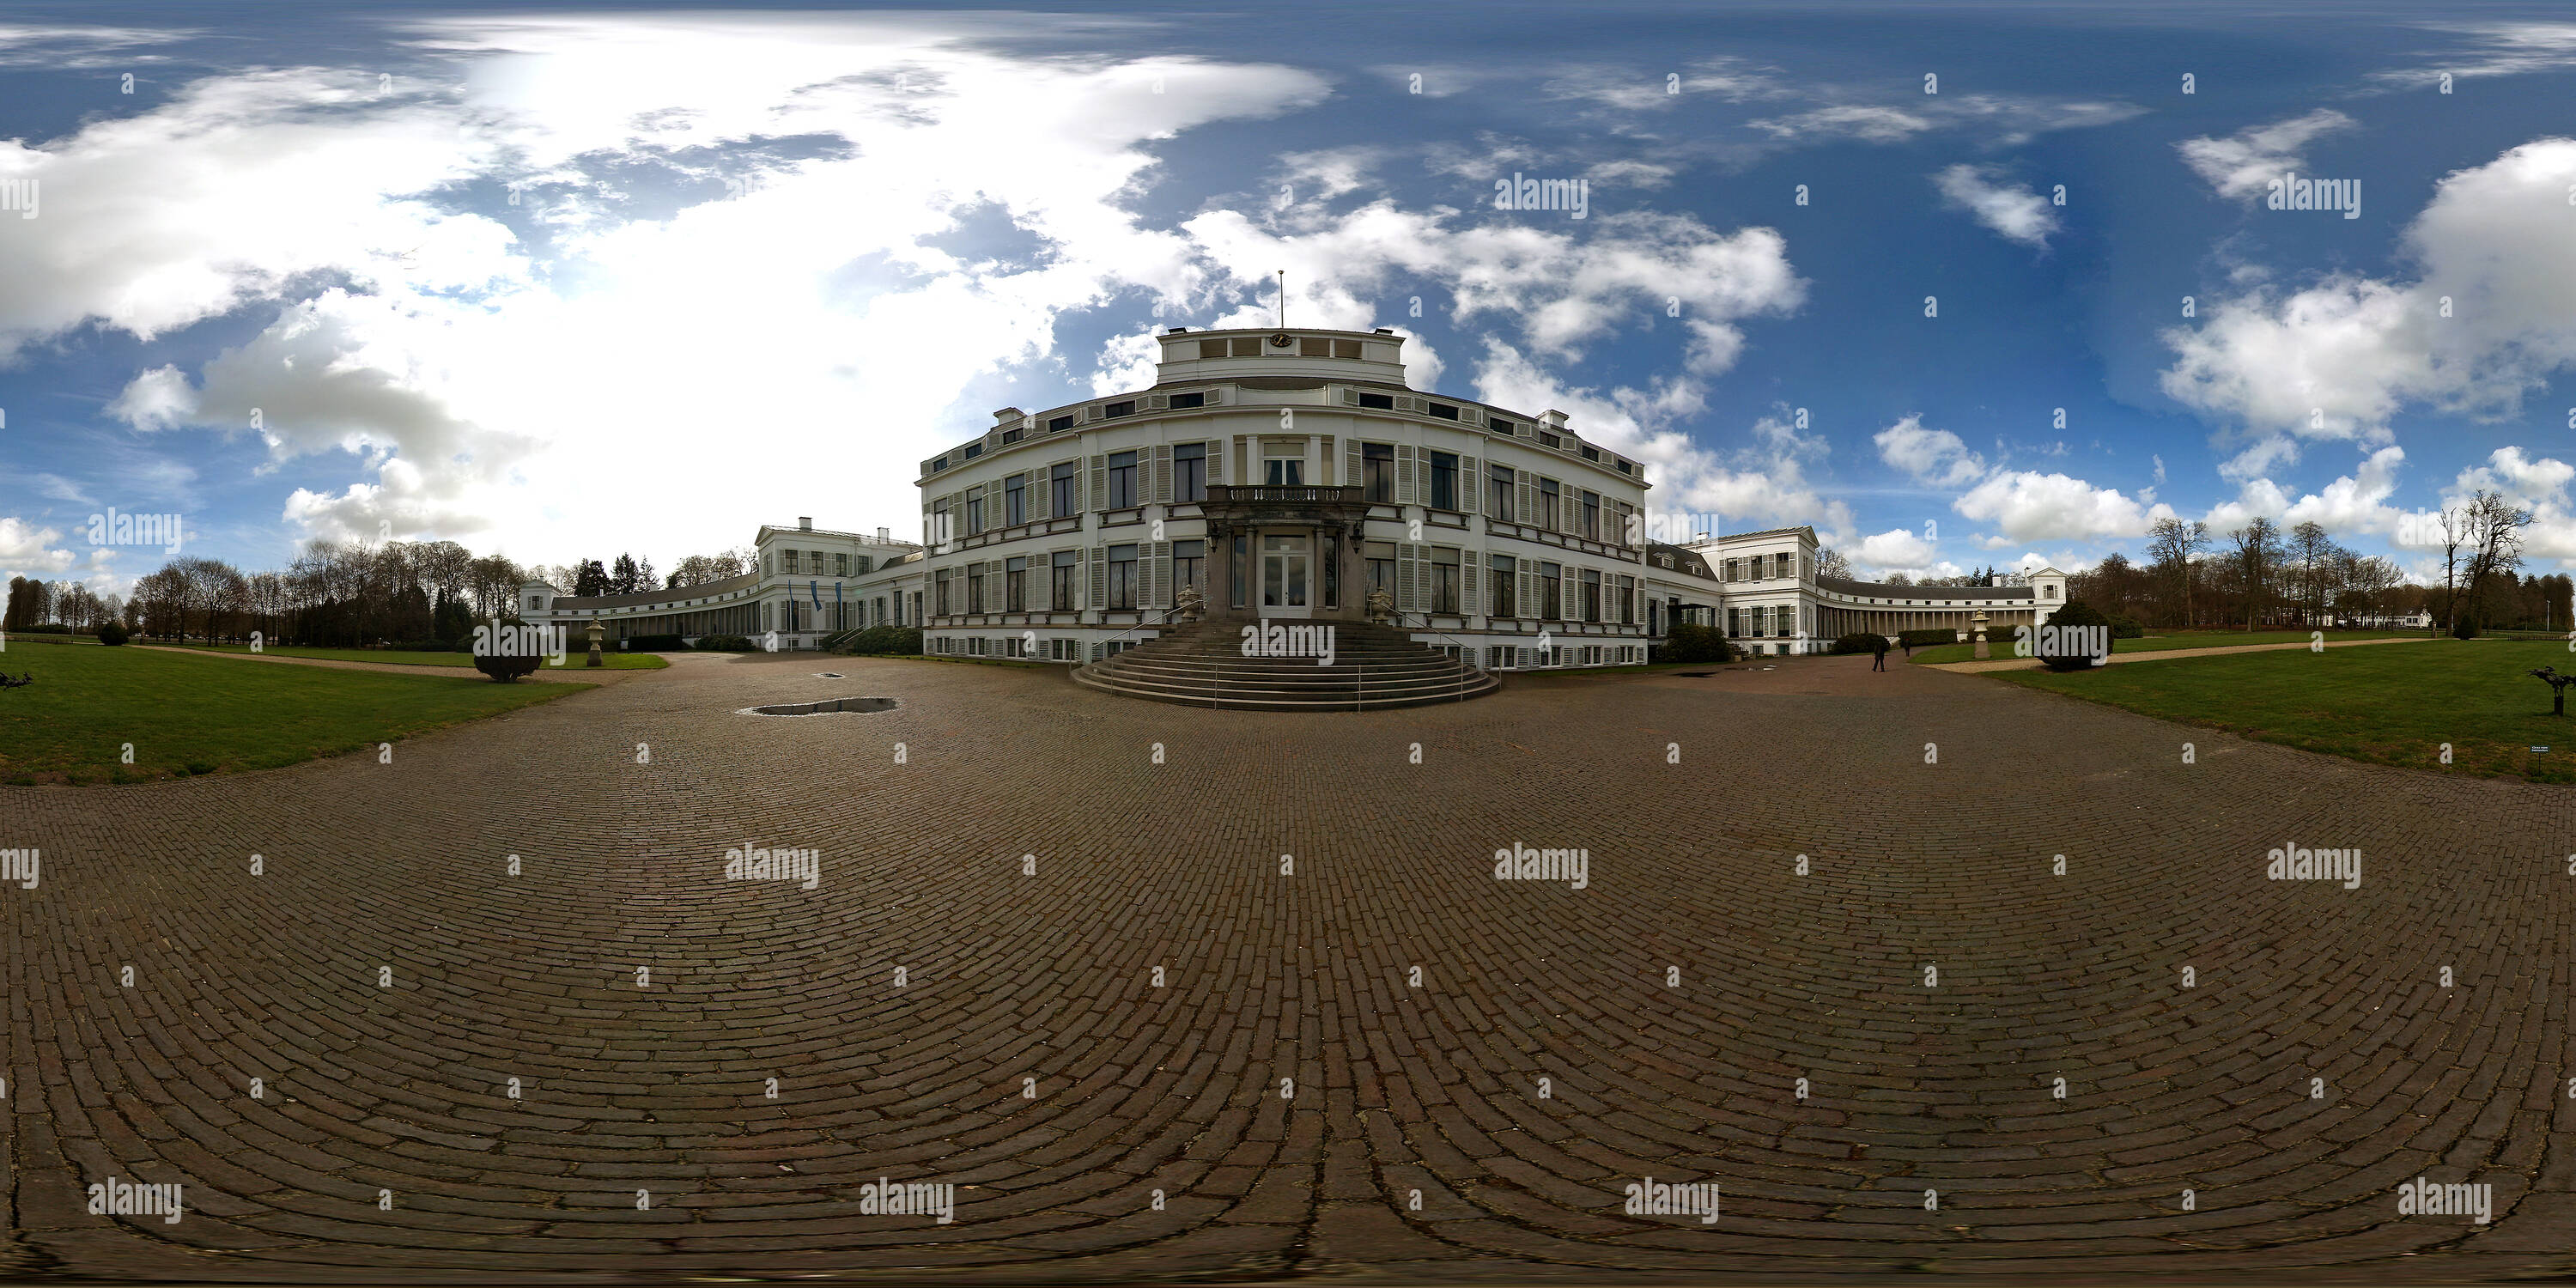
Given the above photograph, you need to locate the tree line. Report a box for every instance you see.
[65,540,756,647]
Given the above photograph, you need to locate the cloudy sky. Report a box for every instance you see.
[4,0,2575,592]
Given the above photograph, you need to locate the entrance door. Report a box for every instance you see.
[1261,534,1310,617]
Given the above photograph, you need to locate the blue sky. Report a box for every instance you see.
[4,0,2574,592]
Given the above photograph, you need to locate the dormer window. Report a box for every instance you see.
[1428,403,1461,421]
[1000,428,1022,444]
[1580,446,1601,461]
[963,443,982,459]
[933,455,950,471]
[1048,415,1074,432]
[1356,392,1395,410]
[1103,399,1136,418]
[1540,432,1561,448]
[1170,391,1206,410]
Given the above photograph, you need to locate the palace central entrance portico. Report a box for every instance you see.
[1200,485,1370,625]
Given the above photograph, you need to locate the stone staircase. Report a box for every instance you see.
[1072,621,1498,711]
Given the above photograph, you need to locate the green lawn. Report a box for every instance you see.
[1909,628,2413,666]
[1997,637,2576,783]
[0,643,586,785]
[166,642,669,670]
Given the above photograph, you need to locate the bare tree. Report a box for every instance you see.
[2458,489,2532,635]
[2145,517,2209,627]
[2229,518,2282,631]
[1813,547,1852,580]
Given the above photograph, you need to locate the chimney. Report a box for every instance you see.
[1990,574,2002,586]
[799,517,812,532]
[878,526,890,542]
[993,407,1025,426]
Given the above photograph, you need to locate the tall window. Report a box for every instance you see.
[1489,465,1515,521]
[1174,539,1205,593]
[1050,550,1078,611]
[1429,452,1459,511]
[1583,491,1601,540]
[1489,554,1516,617]
[1005,477,1026,526]
[1581,568,1601,621]
[1539,562,1562,619]
[1265,450,1303,486]
[1175,442,1206,502]
[1231,535,1248,607]
[1432,547,1461,613]
[1108,544,1139,609]
[1538,478,1559,531]
[1005,556,1027,612]
[1051,462,1078,515]
[1109,451,1139,507]
[835,552,849,576]
[965,494,983,536]
[967,564,987,613]
[1362,442,1394,502]
[935,572,951,617]
[1365,542,1395,601]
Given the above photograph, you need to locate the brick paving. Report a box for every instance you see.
[3,649,2573,1283]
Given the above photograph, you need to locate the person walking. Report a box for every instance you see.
[1871,633,1888,671]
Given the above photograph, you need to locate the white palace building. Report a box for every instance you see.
[518,326,2067,668]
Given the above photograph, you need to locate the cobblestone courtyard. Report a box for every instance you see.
[5,651,2573,1282]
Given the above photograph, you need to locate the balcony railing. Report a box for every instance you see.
[1206,484,1364,504]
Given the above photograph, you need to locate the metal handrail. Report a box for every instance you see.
[1387,611,1494,703]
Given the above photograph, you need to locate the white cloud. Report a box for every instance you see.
[1874,415,1985,486]
[1852,527,1937,571]
[0,517,76,577]
[2177,109,2356,201]
[1748,94,2139,148]
[2162,137,2576,441]
[1748,105,1931,143]
[1932,164,2058,247]
[1954,470,2176,542]
[2371,23,2576,88]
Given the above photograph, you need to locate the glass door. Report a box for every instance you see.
[1261,534,1310,617]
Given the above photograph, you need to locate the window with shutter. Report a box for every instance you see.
[1030,471,1049,520]
[1461,555,1479,615]
[1562,486,1580,533]
[1089,455,1108,511]
[1148,540,1170,607]
[1516,477,1534,526]
[1394,444,1419,503]
[1206,439,1224,484]
[1518,566,1536,618]
[1343,438,1360,491]
[1150,445,1172,502]
[1459,455,1479,514]
[1088,546,1107,610]
[1561,566,1577,621]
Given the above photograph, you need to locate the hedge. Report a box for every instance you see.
[837,624,924,656]
[617,634,689,652]
[1829,631,1885,655]
[1898,628,1959,647]
[1654,622,1735,665]
[693,634,760,652]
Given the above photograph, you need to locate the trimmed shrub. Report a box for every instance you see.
[1898,628,1959,648]
[693,634,759,652]
[1829,631,1885,655]
[2450,616,2479,640]
[1655,622,1735,665]
[472,617,546,683]
[2108,614,2146,640]
[838,624,924,656]
[2037,599,2116,672]
[619,634,689,653]
[95,622,129,646]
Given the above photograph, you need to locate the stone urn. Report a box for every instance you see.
[1365,586,1395,625]
[1175,582,1205,623]
[585,619,605,668]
